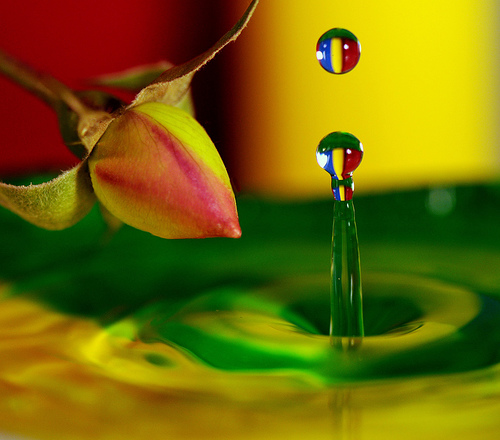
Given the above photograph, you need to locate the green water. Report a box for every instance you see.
[330,200,364,338]
[0,186,500,440]
[1,182,500,378]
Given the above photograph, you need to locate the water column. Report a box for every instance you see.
[315,29,364,338]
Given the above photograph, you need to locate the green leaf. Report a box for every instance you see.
[131,0,259,107]
[0,161,96,230]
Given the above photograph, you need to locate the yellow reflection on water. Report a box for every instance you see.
[1,283,499,440]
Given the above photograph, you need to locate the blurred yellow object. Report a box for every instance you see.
[232,0,499,197]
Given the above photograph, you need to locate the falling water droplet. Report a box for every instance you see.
[316,28,361,74]
[317,132,364,339]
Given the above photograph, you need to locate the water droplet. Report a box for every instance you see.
[316,132,363,201]
[316,28,361,74]
[316,133,364,338]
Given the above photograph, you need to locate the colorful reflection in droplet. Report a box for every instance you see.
[316,28,361,74]
[316,131,363,201]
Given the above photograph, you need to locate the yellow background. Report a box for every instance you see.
[231,0,500,197]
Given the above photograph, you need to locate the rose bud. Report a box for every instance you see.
[0,0,258,238]
[88,102,241,239]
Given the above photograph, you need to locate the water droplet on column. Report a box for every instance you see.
[316,132,365,339]
[316,132,363,201]
[316,28,361,74]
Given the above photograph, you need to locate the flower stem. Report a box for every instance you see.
[0,50,113,153]
[0,50,91,120]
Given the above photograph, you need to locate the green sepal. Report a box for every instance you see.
[0,160,96,230]
[56,91,123,159]
[99,203,123,234]
[92,61,173,91]
[131,0,259,108]
[92,62,195,115]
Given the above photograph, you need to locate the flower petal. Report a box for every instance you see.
[88,103,241,239]
[0,161,96,230]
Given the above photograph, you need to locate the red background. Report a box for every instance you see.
[0,0,242,177]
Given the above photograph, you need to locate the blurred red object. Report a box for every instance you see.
[0,0,236,177]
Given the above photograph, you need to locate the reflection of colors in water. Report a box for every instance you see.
[1,184,500,439]
[316,28,361,74]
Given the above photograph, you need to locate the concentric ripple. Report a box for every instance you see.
[79,273,500,386]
